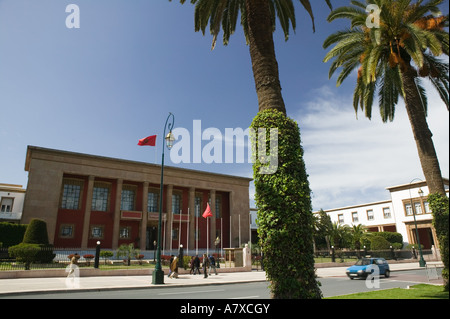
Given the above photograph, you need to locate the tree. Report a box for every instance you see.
[323,0,448,196]
[351,224,367,250]
[170,0,332,298]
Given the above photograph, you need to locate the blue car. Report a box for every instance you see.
[346,257,390,279]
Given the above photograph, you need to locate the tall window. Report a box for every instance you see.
[194,196,202,217]
[215,196,221,218]
[148,192,159,212]
[366,209,374,221]
[92,184,110,212]
[405,203,413,216]
[172,193,181,214]
[383,207,391,219]
[121,187,135,211]
[414,202,423,214]
[61,179,83,210]
[352,212,358,223]
[338,214,344,224]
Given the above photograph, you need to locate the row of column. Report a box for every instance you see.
[79,176,220,250]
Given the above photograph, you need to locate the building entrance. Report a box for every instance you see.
[146,224,158,250]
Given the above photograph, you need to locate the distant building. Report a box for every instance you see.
[318,179,449,249]
[22,146,251,250]
[0,183,25,223]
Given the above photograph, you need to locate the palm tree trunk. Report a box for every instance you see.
[401,69,446,196]
[246,0,286,114]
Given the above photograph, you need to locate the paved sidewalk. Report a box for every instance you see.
[0,262,442,296]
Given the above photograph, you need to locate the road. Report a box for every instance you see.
[0,269,438,299]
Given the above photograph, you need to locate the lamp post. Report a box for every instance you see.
[408,179,426,267]
[152,112,175,285]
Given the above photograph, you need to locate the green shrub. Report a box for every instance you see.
[370,236,391,250]
[22,219,49,244]
[251,109,321,299]
[8,243,40,270]
[100,250,114,264]
[0,222,28,247]
[376,232,403,245]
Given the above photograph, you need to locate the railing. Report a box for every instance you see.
[0,247,227,271]
[0,246,441,271]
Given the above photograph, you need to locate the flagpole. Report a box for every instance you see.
[187,208,190,257]
[196,212,198,255]
[239,214,241,247]
[179,209,182,249]
[207,216,209,256]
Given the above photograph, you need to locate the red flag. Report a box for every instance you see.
[202,203,213,218]
[138,135,156,146]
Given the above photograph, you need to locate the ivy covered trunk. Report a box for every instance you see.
[251,109,322,299]
[429,193,449,292]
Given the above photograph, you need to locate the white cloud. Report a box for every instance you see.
[295,84,449,211]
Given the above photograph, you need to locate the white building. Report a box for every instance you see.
[318,179,449,249]
[0,183,25,223]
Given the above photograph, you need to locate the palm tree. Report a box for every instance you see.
[323,0,448,196]
[351,224,367,250]
[170,0,332,299]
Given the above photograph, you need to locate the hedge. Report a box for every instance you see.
[0,222,28,247]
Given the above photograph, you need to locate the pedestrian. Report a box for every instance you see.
[168,255,174,278]
[209,255,217,275]
[202,253,210,278]
[193,255,201,275]
[169,256,179,279]
[189,256,195,274]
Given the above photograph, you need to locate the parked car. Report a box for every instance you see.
[346,257,390,279]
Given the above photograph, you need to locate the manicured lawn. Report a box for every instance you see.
[326,284,448,299]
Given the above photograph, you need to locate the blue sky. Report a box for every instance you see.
[0,0,448,211]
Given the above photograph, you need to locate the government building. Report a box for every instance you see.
[22,146,251,251]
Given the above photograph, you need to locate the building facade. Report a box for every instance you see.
[0,183,25,223]
[22,146,251,250]
[319,179,449,249]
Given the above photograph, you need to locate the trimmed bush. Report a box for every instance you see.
[22,219,49,244]
[370,236,391,251]
[8,243,40,270]
[251,109,321,299]
[0,222,28,247]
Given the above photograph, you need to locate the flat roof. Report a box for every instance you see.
[25,145,253,183]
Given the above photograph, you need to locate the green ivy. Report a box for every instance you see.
[251,109,321,299]
[429,193,449,291]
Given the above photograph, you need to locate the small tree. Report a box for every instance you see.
[116,244,139,266]
[100,250,114,265]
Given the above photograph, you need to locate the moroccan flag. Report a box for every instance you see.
[202,203,213,218]
[138,135,156,146]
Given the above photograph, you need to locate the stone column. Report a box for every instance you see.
[81,176,95,249]
[188,187,195,251]
[140,182,149,250]
[112,179,123,250]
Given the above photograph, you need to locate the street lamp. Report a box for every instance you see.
[152,112,175,285]
[408,179,426,267]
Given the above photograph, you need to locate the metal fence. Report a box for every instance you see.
[0,246,440,271]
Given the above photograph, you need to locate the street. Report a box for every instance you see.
[0,269,439,299]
